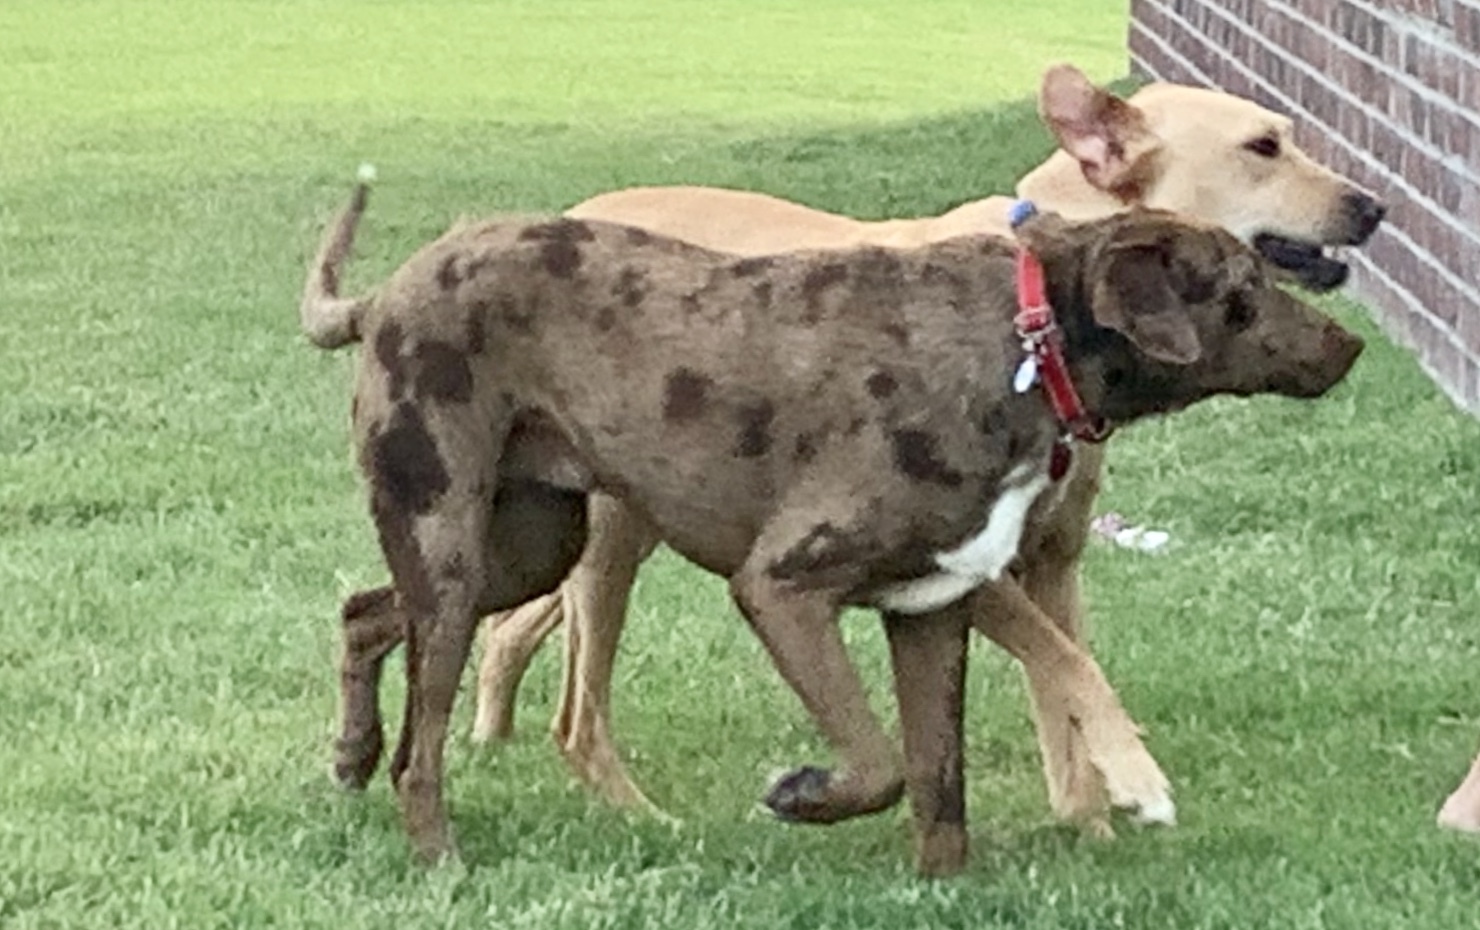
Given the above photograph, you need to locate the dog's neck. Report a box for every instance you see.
[1033,248,1192,428]
[1015,152,1131,221]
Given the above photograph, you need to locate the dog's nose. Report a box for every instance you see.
[1342,191,1386,244]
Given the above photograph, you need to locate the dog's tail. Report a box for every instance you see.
[300,164,377,349]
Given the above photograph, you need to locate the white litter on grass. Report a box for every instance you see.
[357,162,377,184]
[1091,512,1171,554]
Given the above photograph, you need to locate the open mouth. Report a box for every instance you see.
[1252,234,1350,293]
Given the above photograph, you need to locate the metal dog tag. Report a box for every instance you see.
[1013,355,1039,393]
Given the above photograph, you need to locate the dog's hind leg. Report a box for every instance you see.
[884,601,971,878]
[551,493,662,813]
[335,585,403,789]
[974,576,1174,832]
[472,593,563,744]
[364,391,514,862]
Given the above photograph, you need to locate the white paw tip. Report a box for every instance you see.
[1134,795,1178,827]
[357,162,378,184]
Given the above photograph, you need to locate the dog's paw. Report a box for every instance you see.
[763,766,837,823]
[332,731,384,791]
[1127,793,1177,828]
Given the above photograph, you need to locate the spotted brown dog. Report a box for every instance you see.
[325,64,1386,835]
[301,179,1363,873]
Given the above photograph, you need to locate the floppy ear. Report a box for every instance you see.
[1090,243,1203,365]
[1039,65,1157,194]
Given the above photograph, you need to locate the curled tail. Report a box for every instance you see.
[300,164,376,349]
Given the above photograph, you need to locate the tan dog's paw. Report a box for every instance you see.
[1438,793,1480,834]
[1102,760,1176,828]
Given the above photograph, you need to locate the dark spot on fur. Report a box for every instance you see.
[891,429,963,487]
[375,322,408,400]
[541,240,581,278]
[846,417,866,436]
[441,554,468,581]
[733,399,775,458]
[921,263,959,287]
[437,254,461,291]
[596,306,617,332]
[882,322,909,347]
[866,370,898,399]
[682,292,702,315]
[625,226,654,246]
[498,293,534,332]
[732,256,774,277]
[519,218,596,243]
[856,249,905,291]
[767,522,856,580]
[614,267,647,308]
[370,403,451,514]
[979,403,1028,461]
[753,280,773,308]
[413,341,473,403]
[519,220,593,279]
[465,313,487,355]
[663,368,713,421]
[800,262,848,322]
[793,431,818,464]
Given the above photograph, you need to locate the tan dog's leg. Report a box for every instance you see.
[1438,749,1480,833]
[1014,450,1111,825]
[975,575,1174,831]
[471,593,564,743]
[550,494,662,810]
[883,603,970,878]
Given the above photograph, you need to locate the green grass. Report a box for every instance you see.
[2,1,1478,927]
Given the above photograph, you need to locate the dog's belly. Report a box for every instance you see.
[874,465,1051,615]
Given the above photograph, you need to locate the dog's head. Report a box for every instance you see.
[1030,65,1386,292]
[1018,209,1365,422]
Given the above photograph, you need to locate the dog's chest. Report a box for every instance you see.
[873,462,1053,615]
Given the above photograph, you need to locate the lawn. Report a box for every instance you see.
[2,1,1478,927]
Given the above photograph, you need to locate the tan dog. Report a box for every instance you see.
[435,64,1385,822]
[303,184,1363,872]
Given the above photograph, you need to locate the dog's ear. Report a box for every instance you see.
[1039,65,1158,195]
[1090,242,1203,365]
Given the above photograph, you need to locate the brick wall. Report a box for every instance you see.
[1129,0,1480,416]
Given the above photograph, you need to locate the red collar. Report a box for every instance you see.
[1013,245,1112,453]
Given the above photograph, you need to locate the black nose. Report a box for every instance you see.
[1342,192,1386,244]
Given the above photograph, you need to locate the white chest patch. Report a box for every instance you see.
[875,464,1052,616]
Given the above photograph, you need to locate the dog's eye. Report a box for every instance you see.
[1243,135,1281,159]
[1225,291,1257,331]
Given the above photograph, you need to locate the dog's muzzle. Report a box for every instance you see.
[1253,234,1351,292]
[1253,191,1386,293]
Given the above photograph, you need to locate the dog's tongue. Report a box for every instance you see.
[1253,234,1350,292]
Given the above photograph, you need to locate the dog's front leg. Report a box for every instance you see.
[883,602,971,878]
[1015,450,1104,825]
[974,576,1174,831]
[730,563,904,825]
